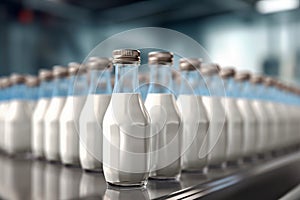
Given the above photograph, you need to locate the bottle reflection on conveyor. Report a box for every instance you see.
[0,155,32,200]
[104,185,150,200]
[44,163,61,200]
[31,160,46,200]
[59,166,82,200]
[80,171,107,198]
[147,179,181,199]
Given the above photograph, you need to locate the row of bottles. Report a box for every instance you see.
[0,49,300,187]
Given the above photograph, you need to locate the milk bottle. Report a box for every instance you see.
[25,76,40,113]
[0,78,11,151]
[234,71,258,159]
[32,69,53,158]
[219,68,243,163]
[200,64,227,167]
[263,77,281,153]
[60,62,88,166]
[250,75,271,156]
[44,66,69,162]
[176,58,208,172]
[79,58,112,172]
[145,51,181,180]
[103,49,150,186]
[4,74,31,155]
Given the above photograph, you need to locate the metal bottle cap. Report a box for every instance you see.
[68,62,87,75]
[39,69,53,81]
[53,65,68,78]
[250,74,264,84]
[263,77,276,86]
[86,57,112,70]
[234,71,251,82]
[219,67,235,79]
[148,51,173,65]
[25,75,40,87]
[0,77,11,88]
[112,49,140,64]
[200,63,220,76]
[179,58,202,71]
[10,73,26,85]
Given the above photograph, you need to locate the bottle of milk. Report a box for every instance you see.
[25,75,40,114]
[103,49,150,186]
[32,69,54,158]
[145,51,181,180]
[79,58,112,172]
[44,66,69,162]
[176,58,209,172]
[272,80,289,150]
[0,78,11,151]
[234,71,258,159]
[200,64,227,168]
[60,62,88,166]
[4,74,31,155]
[263,77,280,153]
[249,75,272,156]
[219,68,243,164]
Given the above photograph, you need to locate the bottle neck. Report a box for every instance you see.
[39,80,53,99]
[114,64,139,93]
[223,77,238,98]
[89,69,112,95]
[11,84,26,100]
[68,74,88,96]
[148,65,173,94]
[26,86,39,101]
[203,74,224,97]
[180,70,200,95]
[52,77,69,97]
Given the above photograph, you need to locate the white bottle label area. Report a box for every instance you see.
[222,98,243,162]
[177,95,209,171]
[202,96,227,166]
[145,93,181,178]
[4,100,31,154]
[236,99,257,157]
[103,93,150,184]
[79,94,111,171]
[32,98,50,157]
[59,96,86,165]
[44,97,66,161]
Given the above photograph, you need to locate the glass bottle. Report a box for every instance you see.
[176,58,209,172]
[200,64,227,167]
[60,62,88,166]
[103,49,150,186]
[44,66,69,162]
[145,51,181,180]
[219,68,243,164]
[79,57,112,172]
[32,69,53,158]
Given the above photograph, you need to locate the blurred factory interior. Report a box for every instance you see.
[1,0,300,84]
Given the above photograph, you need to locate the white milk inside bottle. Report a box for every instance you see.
[32,69,53,158]
[103,49,150,186]
[60,62,88,166]
[79,57,112,172]
[25,76,39,114]
[44,66,69,162]
[250,75,272,156]
[219,68,243,164]
[0,78,11,151]
[145,51,181,180]
[4,74,31,155]
[234,72,258,159]
[200,64,227,167]
[176,58,208,172]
